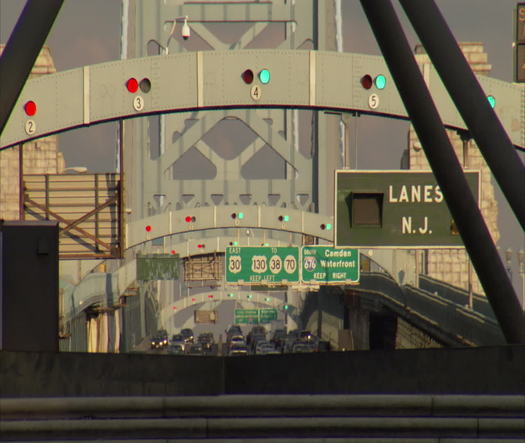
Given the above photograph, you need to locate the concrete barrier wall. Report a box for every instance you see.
[1,345,524,397]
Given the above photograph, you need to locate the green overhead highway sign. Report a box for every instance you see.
[226,246,299,284]
[234,308,278,324]
[259,308,278,323]
[234,309,259,324]
[301,246,359,284]
[335,170,479,248]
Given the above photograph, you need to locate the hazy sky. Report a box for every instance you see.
[1,0,524,293]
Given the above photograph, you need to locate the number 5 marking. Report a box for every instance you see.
[368,93,379,109]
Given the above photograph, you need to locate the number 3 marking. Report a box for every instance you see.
[133,95,144,111]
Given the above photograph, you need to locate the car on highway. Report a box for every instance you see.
[197,332,214,351]
[186,343,204,356]
[150,335,165,349]
[292,342,315,353]
[255,341,280,355]
[229,334,246,347]
[151,329,169,349]
[180,328,194,344]
[247,325,266,346]
[170,333,186,350]
[229,344,249,356]
[271,328,287,350]
[167,343,185,355]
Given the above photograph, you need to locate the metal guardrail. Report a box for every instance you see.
[1,395,524,440]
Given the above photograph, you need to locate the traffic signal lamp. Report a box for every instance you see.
[360,74,387,90]
[185,215,196,223]
[283,304,289,311]
[241,69,254,84]
[229,241,239,246]
[231,212,245,220]
[24,100,37,116]
[258,69,270,84]
[126,77,139,93]
[374,74,386,90]
[278,215,289,222]
[320,223,332,230]
[487,95,496,108]
[241,68,271,84]
[197,243,205,249]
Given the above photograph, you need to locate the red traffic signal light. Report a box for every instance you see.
[126,77,139,93]
[241,69,254,84]
[185,215,196,223]
[24,100,37,116]
[197,243,205,249]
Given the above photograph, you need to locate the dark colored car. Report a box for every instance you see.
[229,344,249,356]
[186,343,204,355]
[247,325,266,347]
[150,335,165,349]
[271,328,287,350]
[181,328,194,344]
[197,332,214,350]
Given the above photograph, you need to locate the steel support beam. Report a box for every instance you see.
[359,0,525,343]
[399,0,525,232]
[0,0,64,135]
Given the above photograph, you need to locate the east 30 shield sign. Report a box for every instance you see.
[226,246,299,284]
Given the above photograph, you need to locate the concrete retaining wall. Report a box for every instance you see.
[1,345,524,397]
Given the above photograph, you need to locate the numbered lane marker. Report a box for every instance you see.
[250,84,261,101]
[368,93,379,109]
[25,119,36,135]
[133,95,144,111]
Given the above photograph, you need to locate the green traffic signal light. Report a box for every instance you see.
[259,69,270,84]
[283,304,289,310]
[487,95,496,108]
[374,74,386,90]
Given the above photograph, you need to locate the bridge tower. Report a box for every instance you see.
[120,0,343,345]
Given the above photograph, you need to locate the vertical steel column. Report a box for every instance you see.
[0,0,64,136]
[18,144,24,220]
[359,0,525,343]
[399,0,525,231]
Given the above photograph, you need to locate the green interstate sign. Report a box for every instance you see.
[301,246,359,284]
[335,170,479,248]
[226,246,299,284]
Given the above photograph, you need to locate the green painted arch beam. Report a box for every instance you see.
[1,50,524,150]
